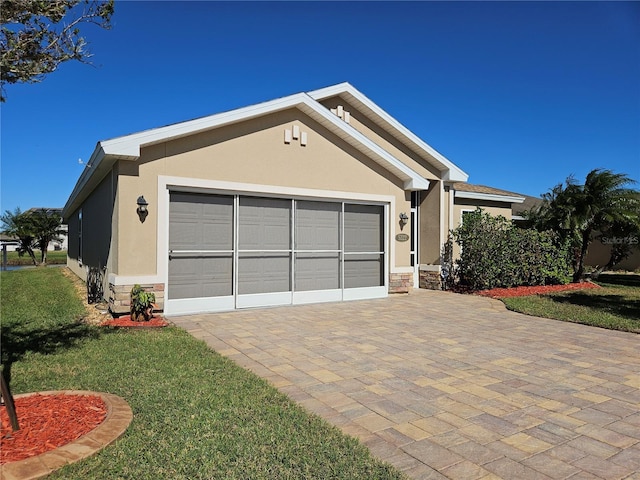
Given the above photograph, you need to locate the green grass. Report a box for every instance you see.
[1,268,404,479]
[2,249,67,265]
[501,274,640,333]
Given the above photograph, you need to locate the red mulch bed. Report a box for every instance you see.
[1,393,107,464]
[101,315,169,328]
[475,282,600,299]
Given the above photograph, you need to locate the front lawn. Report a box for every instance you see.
[501,274,640,333]
[2,249,67,266]
[1,268,404,479]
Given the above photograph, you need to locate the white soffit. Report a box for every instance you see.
[454,190,525,204]
[308,83,469,182]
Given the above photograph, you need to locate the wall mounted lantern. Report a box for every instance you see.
[136,196,148,222]
[399,212,408,227]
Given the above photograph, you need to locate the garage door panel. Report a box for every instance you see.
[169,193,233,251]
[296,201,340,250]
[295,253,340,291]
[344,253,384,288]
[239,197,290,250]
[238,253,291,295]
[169,192,234,303]
[344,204,384,253]
[169,255,233,299]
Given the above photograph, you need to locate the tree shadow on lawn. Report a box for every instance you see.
[1,321,104,388]
[596,273,640,287]
[548,292,640,322]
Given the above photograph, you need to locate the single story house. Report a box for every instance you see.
[63,83,526,316]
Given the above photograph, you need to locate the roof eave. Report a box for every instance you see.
[64,89,433,217]
[454,190,525,204]
[308,83,469,183]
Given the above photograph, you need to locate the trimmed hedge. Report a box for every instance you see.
[444,209,572,290]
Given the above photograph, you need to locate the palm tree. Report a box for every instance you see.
[573,170,639,280]
[29,209,65,264]
[530,169,639,281]
[0,208,65,265]
[0,208,38,265]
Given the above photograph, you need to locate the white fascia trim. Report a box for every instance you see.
[308,83,469,183]
[98,91,430,191]
[66,87,431,219]
[299,98,430,190]
[99,93,313,158]
[511,215,525,221]
[454,191,525,204]
[62,144,106,218]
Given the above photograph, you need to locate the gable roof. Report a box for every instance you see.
[309,83,468,182]
[64,83,467,217]
[452,183,525,204]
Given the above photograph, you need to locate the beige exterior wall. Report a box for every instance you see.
[585,241,640,271]
[113,108,414,277]
[452,200,512,228]
[318,97,441,181]
[419,181,442,265]
[450,199,514,259]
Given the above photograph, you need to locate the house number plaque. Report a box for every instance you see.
[395,233,410,242]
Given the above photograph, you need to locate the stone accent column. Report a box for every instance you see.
[109,283,165,316]
[389,272,413,294]
[419,265,442,290]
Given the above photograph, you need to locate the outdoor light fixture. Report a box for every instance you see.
[136,196,149,223]
[136,196,148,214]
[399,212,408,226]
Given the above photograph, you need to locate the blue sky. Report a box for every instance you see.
[2,1,639,213]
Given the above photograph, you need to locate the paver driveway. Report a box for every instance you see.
[171,289,640,480]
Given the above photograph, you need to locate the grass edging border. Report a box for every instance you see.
[0,391,132,480]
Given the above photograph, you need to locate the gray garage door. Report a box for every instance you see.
[166,192,386,314]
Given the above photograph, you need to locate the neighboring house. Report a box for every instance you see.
[512,196,640,272]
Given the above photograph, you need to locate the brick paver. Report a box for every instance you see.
[171,289,640,479]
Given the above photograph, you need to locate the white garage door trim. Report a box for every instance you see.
[160,177,394,316]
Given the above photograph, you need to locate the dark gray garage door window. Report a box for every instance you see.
[169,192,233,299]
[344,204,384,288]
[238,197,291,295]
[295,201,341,291]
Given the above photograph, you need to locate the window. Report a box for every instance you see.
[78,208,83,266]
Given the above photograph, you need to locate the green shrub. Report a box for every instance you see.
[448,209,571,290]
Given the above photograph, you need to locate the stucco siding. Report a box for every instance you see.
[585,241,640,271]
[114,108,414,276]
[318,97,441,181]
[452,201,513,227]
[66,170,116,296]
[419,181,442,265]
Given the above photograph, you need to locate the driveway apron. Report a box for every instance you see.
[171,289,640,480]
